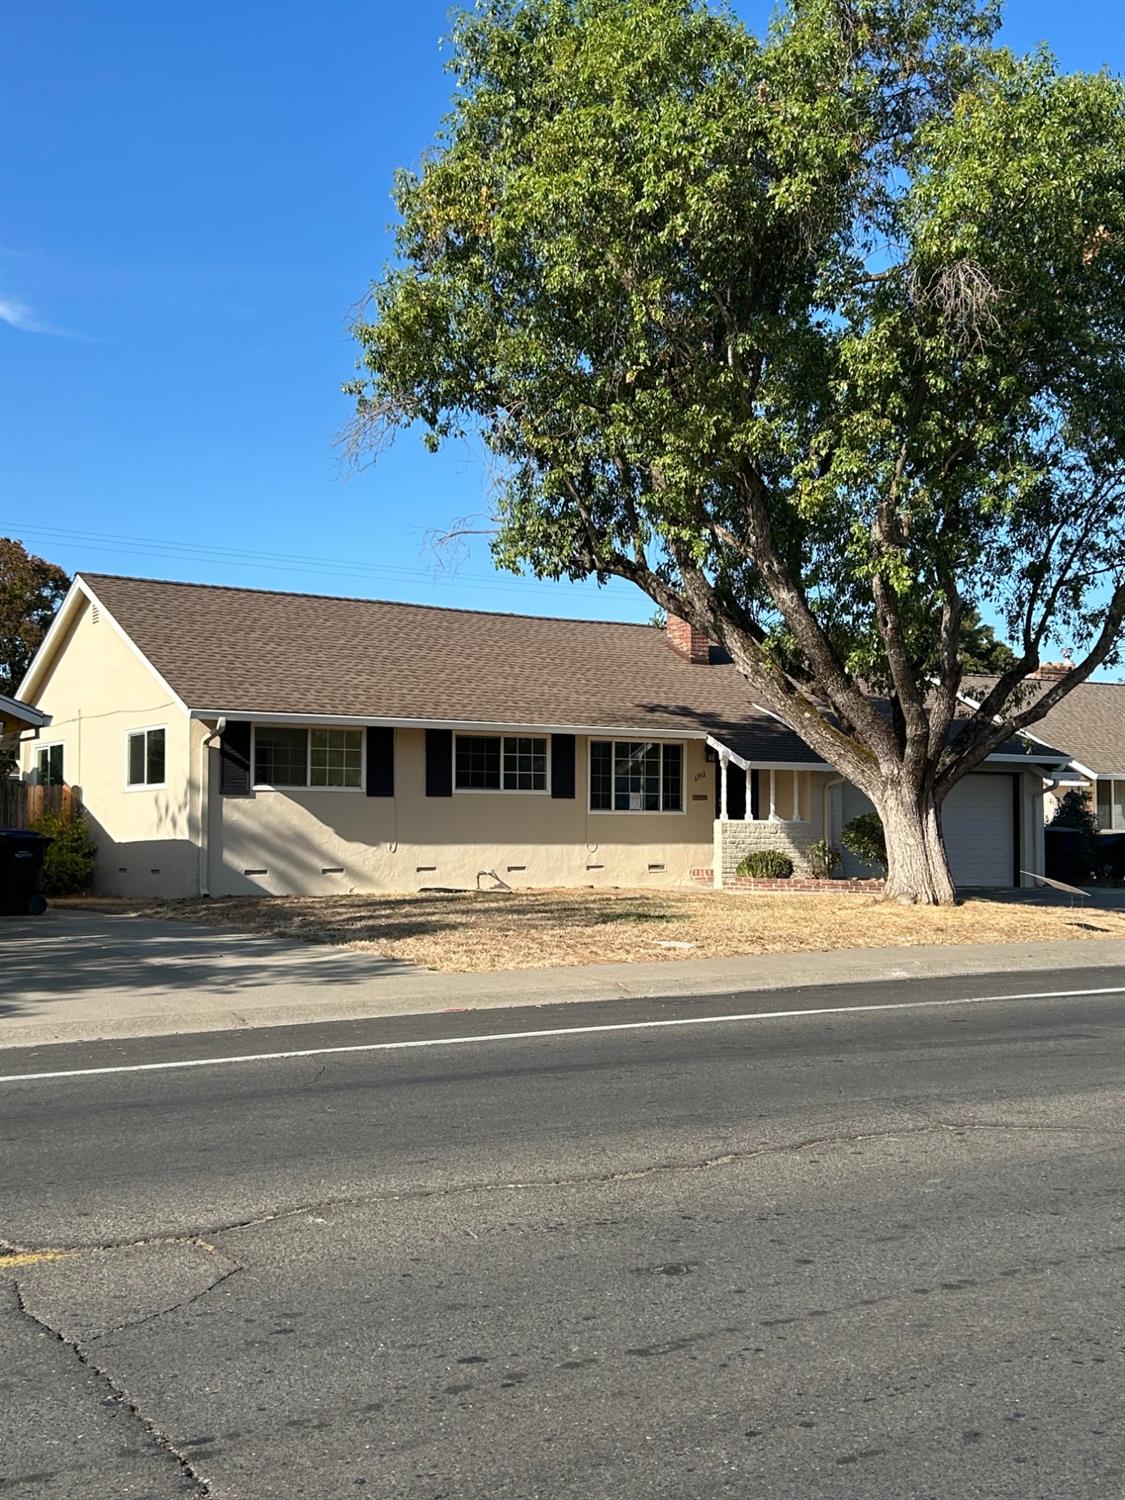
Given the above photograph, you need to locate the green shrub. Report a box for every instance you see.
[31,809,98,896]
[841,813,887,874]
[808,839,842,879]
[1048,788,1100,878]
[736,848,794,879]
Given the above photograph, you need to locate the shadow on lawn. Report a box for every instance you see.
[156,890,680,944]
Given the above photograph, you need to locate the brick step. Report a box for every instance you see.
[722,877,885,893]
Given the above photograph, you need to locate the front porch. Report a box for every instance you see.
[707,741,835,888]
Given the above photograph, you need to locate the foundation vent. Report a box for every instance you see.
[243,868,268,876]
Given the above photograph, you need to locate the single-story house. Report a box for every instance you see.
[16,573,1065,897]
[962,672,1125,838]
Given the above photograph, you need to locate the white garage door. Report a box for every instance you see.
[941,774,1015,888]
[838,774,1015,887]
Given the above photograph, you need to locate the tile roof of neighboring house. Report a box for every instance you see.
[80,573,827,763]
[961,674,1125,776]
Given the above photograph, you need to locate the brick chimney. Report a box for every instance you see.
[1030,657,1073,681]
[666,614,712,664]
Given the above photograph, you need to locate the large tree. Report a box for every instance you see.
[0,538,70,775]
[348,0,1125,903]
[0,538,70,698]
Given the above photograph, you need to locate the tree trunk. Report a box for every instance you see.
[876,784,958,905]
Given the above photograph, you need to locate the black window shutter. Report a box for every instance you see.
[219,721,252,796]
[551,734,575,799]
[425,728,453,797]
[366,727,395,797]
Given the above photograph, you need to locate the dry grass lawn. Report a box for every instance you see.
[60,887,1125,972]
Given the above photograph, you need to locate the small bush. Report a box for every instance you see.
[736,848,794,879]
[841,813,887,874]
[808,839,842,879]
[31,809,98,896]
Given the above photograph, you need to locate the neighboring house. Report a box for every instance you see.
[0,691,51,741]
[1,692,53,825]
[962,672,1125,838]
[16,573,1062,898]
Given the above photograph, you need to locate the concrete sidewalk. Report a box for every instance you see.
[5,907,1125,1049]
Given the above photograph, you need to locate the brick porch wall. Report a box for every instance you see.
[693,867,883,894]
[714,816,827,887]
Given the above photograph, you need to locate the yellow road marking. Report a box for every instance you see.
[0,1249,76,1268]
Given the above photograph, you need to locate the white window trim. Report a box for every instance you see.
[1096,776,1125,832]
[453,732,552,795]
[124,724,168,791]
[34,740,65,787]
[587,739,687,816]
[251,724,366,793]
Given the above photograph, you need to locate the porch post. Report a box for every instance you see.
[793,769,801,821]
[719,753,729,821]
[769,768,777,820]
[743,765,752,820]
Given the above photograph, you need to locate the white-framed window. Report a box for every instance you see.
[454,734,549,792]
[36,742,64,786]
[589,740,684,813]
[1096,778,1125,832]
[253,726,363,790]
[126,727,166,788]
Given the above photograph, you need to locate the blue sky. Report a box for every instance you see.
[1,0,1122,630]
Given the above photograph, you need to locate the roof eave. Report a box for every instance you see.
[0,692,52,732]
[187,708,714,739]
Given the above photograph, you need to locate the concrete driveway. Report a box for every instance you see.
[2,907,428,1047]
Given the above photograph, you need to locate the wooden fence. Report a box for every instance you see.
[0,781,83,829]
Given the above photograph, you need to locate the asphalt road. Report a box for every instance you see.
[2,967,1124,1498]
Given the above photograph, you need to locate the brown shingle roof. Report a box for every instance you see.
[81,573,826,761]
[962,674,1125,776]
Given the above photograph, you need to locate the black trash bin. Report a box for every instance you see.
[0,828,53,916]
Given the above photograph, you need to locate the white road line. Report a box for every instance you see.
[1,986,1122,1085]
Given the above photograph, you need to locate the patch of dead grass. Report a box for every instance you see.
[57,888,1125,973]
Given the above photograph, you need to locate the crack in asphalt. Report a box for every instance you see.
[85,1241,245,1342]
[0,1117,1110,1264]
[7,1278,212,1496]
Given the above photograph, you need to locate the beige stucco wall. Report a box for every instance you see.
[207,728,716,896]
[19,595,196,897]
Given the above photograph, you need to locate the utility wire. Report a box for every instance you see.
[1,520,631,603]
